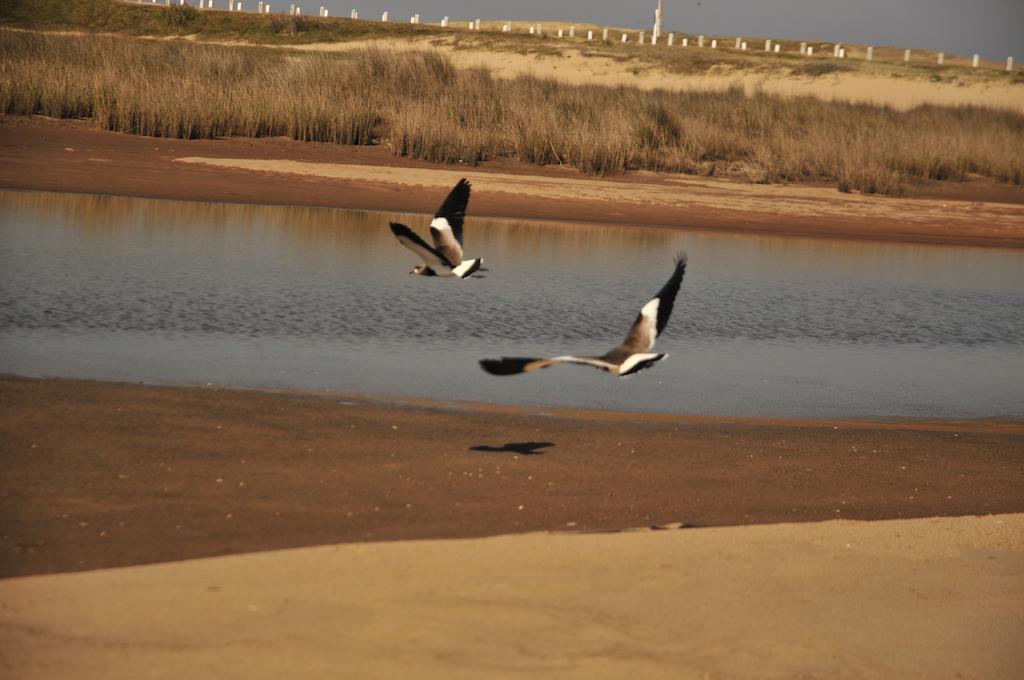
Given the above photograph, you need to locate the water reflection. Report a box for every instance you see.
[1,190,1022,418]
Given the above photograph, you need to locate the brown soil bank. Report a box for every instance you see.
[3,116,1024,248]
[1,375,1021,578]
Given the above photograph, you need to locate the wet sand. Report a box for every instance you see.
[3,115,1023,248]
[2,375,1022,578]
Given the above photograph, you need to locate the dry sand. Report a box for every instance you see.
[1,513,1022,679]
[296,37,1024,113]
[3,117,1023,248]
[176,155,1024,238]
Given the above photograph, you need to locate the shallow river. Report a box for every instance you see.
[1,190,1022,418]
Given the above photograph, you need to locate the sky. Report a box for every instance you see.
[315,0,1023,61]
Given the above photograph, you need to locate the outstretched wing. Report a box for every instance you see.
[389,222,453,268]
[617,252,688,354]
[479,356,617,376]
[430,178,470,265]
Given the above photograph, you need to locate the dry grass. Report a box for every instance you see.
[2,30,1022,193]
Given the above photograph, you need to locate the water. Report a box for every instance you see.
[2,190,1022,419]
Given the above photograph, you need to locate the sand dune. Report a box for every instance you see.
[296,37,1024,113]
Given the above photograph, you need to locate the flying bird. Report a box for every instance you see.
[480,253,688,378]
[389,178,483,278]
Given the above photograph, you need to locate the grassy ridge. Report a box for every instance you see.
[5,0,1020,80]
[1,0,450,43]
[1,30,1022,193]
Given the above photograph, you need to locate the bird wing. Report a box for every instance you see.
[430,178,471,265]
[389,222,453,268]
[616,252,688,354]
[479,356,618,376]
[432,178,471,245]
[430,217,464,267]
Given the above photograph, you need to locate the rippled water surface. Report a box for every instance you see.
[2,190,1022,418]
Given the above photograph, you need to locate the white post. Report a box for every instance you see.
[289,3,294,15]
[773,44,780,54]
[833,43,841,57]
[698,35,704,47]
[569,26,575,38]
[468,21,473,29]
[711,39,717,48]
[839,48,845,58]
[741,41,747,50]
[536,23,542,35]
[972,54,980,68]
[602,27,608,41]
[1009,56,1015,71]
[806,46,813,56]
[381,10,388,21]
[668,33,674,46]
[937,52,944,65]
[682,37,688,47]
[904,48,911,62]
[236,1,241,9]
[734,37,741,49]
[587,30,593,40]
[799,41,806,55]
[529,26,534,34]
[474,18,480,30]
[264,3,269,12]
[765,39,771,51]
[621,33,627,43]
[557,29,563,37]
[866,46,873,61]
[257,1,263,12]
[441,16,447,26]
[294,5,299,15]
[639,31,644,44]
[319,6,324,17]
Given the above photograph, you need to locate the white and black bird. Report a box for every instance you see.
[389,178,483,279]
[480,253,688,378]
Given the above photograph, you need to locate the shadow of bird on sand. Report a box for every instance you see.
[469,441,553,456]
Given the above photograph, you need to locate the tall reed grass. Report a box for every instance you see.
[2,30,1021,193]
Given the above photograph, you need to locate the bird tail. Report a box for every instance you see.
[453,258,483,279]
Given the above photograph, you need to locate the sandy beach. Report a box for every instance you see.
[2,375,1023,677]
[2,115,1023,249]
[1,513,1021,679]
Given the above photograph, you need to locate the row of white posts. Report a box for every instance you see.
[175,3,1018,71]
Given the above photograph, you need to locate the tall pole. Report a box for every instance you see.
[654,0,664,39]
